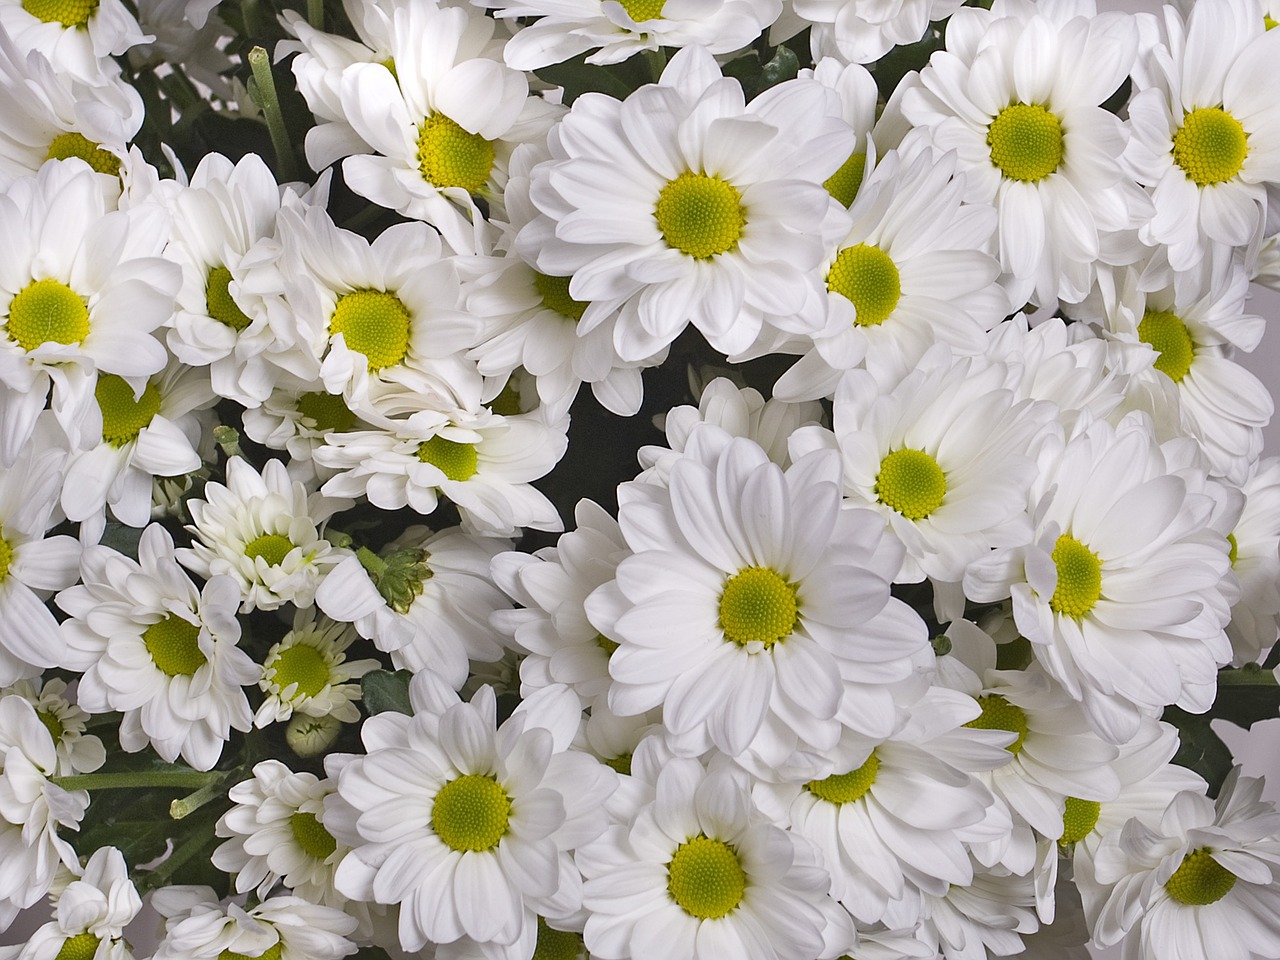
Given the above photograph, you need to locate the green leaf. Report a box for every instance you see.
[361,669,413,716]
[758,45,800,92]
[1164,706,1234,796]
[533,55,636,105]
[1210,664,1280,730]
[99,522,145,561]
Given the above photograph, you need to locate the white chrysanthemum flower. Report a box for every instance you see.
[58,524,256,770]
[152,888,359,960]
[0,159,177,463]
[916,861,1040,960]
[127,0,235,100]
[17,846,141,960]
[333,673,615,951]
[434,916,596,960]
[799,57,882,210]
[1084,769,1280,960]
[317,525,511,687]
[177,456,352,612]
[787,0,963,65]
[241,373,369,482]
[901,0,1151,305]
[1222,457,1280,664]
[0,678,104,777]
[588,428,930,770]
[0,0,147,84]
[522,45,854,361]
[965,412,1235,745]
[1127,0,1280,271]
[255,607,379,727]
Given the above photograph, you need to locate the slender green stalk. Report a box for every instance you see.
[307,0,324,29]
[247,46,300,183]
[644,47,667,83]
[170,780,229,820]
[1217,664,1278,686]
[51,770,222,791]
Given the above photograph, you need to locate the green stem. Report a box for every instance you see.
[644,47,667,83]
[307,0,324,29]
[1217,664,1278,686]
[356,545,388,578]
[170,779,229,820]
[52,770,222,791]
[247,46,300,183]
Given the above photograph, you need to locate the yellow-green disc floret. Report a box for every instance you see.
[654,171,746,260]
[290,811,338,859]
[416,435,479,481]
[431,774,512,852]
[0,529,14,582]
[206,266,253,332]
[604,752,632,776]
[1165,849,1237,905]
[987,103,1065,182]
[533,272,588,322]
[1227,532,1239,566]
[296,391,357,434]
[719,566,799,649]
[54,934,101,960]
[37,709,64,742]
[6,278,89,352]
[244,534,295,567]
[1059,797,1101,846]
[806,752,880,805]
[143,614,207,678]
[618,0,664,20]
[1172,107,1248,186]
[21,0,97,26]
[417,114,496,194]
[532,917,587,960]
[271,644,331,699]
[826,243,901,326]
[219,943,283,960]
[46,132,119,175]
[95,374,161,447]
[1048,534,1103,619]
[964,693,1030,755]
[329,289,412,371]
[667,835,747,920]
[1137,309,1195,383]
[874,448,946,520]
[824,151,867,207]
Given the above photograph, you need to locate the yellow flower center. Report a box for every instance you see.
[532,917,587,960]
[618,0,664,19]
[244,533,295,567]
[219,944,282,960]
[1172,107,1248,186]
[290,811,338,859]
[206,265,252,332]
[46,132,119,175]
[654,171,746,259]
[6,278,89,352]
[21,0,97,26]
[667,835,747,920]
[1165,849,1237,905]
[1059,797,1101,846]
[719,566,798,648]
[271,644,330,699]
[987,103,1065,182]
[875,448,946,520]
[0,530,13,582]
[827,243,901,326]
[143,615,207,678]
[416,114,495,194]
[533,272,588,322]
[824,151,867,207]
[416,435,478,481]
[329,289,412,371]
[964,693,1029,755]
[1049,534,1102,619]
[296,391,356,433]
[1266,14,1277,28]
[806,752,879,804]
[1137,309,1195,383]
[95,374,161,447]
[1227,532,1239,566]
[37,709,64,742]
[432,774,512,852]
[54,934,101,960]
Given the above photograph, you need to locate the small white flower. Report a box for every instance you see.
[152,888,359,960]
[17,846,141,960]
[0,678,104,777]
[255,607,380,727]
[0,0,148,84]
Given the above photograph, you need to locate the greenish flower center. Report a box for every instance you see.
[206,266,253,332]
[806,752,879,804]
[532,917,587,960]
[290,810,338,860]
[596,633,620,657]
[296,391,356,433]
[416,435,478,481]
[618,0,664,20]
[604,752,632,776]
[667,835,747,919]
[271,644,331,699]
[0,529,13,583]
[1137,309,1195,383]
[95,374,161,447]
[432,774,511,852]
[1165,849,1237,905]
[244,533,295,567]
[824,151,867,207]
[987,103,1065,182]
[1059,797,1101,845]
[826,243,901,326]
[329,289,412,371]
[6,278,89,352]
[219,943,282,960]
[1266,14,1277,28]
[21,0,97,26]
[1227,532,1239,566]
[964,693,1029,755]
[719,566,798,648]
[654,171,746,260]
[143,614,207,678]
[1049,534,1102,619]
[37,709,64,742]
[416,113,495,194]
[1172,107,1248,186]
[875,448,946,519]
[533,272,588,322]
[46,132,119,175]
[54,934,101,960]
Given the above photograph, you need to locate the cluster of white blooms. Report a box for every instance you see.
[0,0,1277,958]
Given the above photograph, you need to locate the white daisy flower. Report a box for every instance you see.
[0,159,178,463]
[240,373,369,484]
[1127,0,1280,271]
[0,0,147,84]
[901,0,1151,305]
[57,523,256,770]
[151,888,359,960]
[1222,457,1280,664]
[16,845,141,960]
[916,861,1040,960]
[1085,769,1280,960]
[521,45,854,361]
[0,678,104,777]
[787,0,964,65]
[127,0,235,101]
[255,607,380,727]
[800,57,883,209]
[176,456,352,613]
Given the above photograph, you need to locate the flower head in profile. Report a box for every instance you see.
[16,845,141,960]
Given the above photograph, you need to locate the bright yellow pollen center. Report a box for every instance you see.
[1266,14,1277,28]
[218,943,282,960]
[432,774,512,852]
[533,917,587,960]
[827,243,901,326]
[244,533,295,567]
[1138,309,1195,383]
[824,151,866,207]
[964,694,1029,755]
[667,835,747,919]
[6,278,89,352]
[1227,532,1239,566]
[654,171,746,259]
[296,391,356,433]
[0,530,13,582]
[206,266,252,332]
[95,374,161,447]
[143,615,207,678]
[416,435,479,481]
[54,934,101,960]
[272,644,330,699]
[807,752,880,804]
[416,114,495,194]
[1049,534,1102,618]
[290,811,337,859]
[1059,797,1101,845]
[46,132,119,175]
[533,272,588,322]
[1172,107,1248,186]
[21,0,97,26]
[329,289,412,371]
[37,709,64,742]
[1165,849,1237,905]
[719,566,798,648]
[618,0,665,20]
[988,103,1065,182]
[875,448,946,520]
